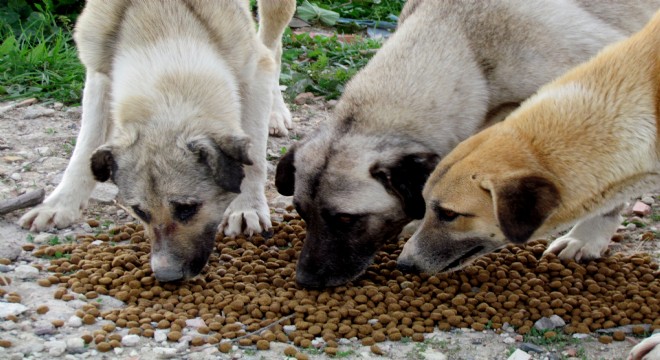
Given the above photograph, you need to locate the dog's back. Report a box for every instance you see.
[74,0,256,76]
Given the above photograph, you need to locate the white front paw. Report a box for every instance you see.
[628,333,660,360]
[544,235,607,261]
[268,93,292,137]
[219,194,271,237]
[18,197,84,232]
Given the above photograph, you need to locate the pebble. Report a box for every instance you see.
[44,340,66,356]
[0,303,27,318]
[533,315,566,331]
[154,330,168,343]
[185,318,206,329]
[503,337,516,344]
[0,265,10,273]
[283,325,296,334]
[33,320,56,335]
[66,316,82,328]
[121,335,140,347]
[33,233,56,245]
[422,349,448,360]
[65,337,86,354]
[153,347,178,359]
[10,173,21,181]
[293,92,315,105]
[573,334,590,339]
[507,349,532,360]
[641,196,655,205]
[0,321,17,331]
[519,343,545,353]
[35,147,52,156]
[90,182,118,204]
[23,105,55,119]
[632,201,652,216]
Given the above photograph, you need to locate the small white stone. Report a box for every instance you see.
[66,316,83,328]
[45,340,67,356]
[36,147,52,157]
[283,325,296,334]
[0,303,28,319]
[185,318,206,329]
[641,196,655,205]
[422,350,448,360]
[13,264,39,279]
[121,334,140,347]
[65,337,86,354]
[507,349,531,360]
[154,330,168,342]
[153,347,178,359]
[10,173,21,181]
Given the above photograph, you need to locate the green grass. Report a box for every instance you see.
[281,29,382,100]
[0,6,84,104]
[1,1,392,105]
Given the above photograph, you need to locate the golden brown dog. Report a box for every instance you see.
[398,11,660,359]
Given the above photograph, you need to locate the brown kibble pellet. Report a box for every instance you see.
[87,219,100,227]
[325,347,338,356]
[168,331,182,341]
[0,340,12,348]
[37,278,51,287]
[632,326,646,335]
[256,339,270,350]
[296,353,310,360]
[82,314,96,325]
[96,342,112,352]
[284,346,298,356]
[362,337,375,346]
[22,244,35,251]
[613,331,626,341]
[36,305,49,314]
[219,341,232,353]
[51,319,64,328]
[0,258,10,265]
[599,335,613,344]
[371,345,384,355]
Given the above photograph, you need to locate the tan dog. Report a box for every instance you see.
[19,0,295,282]
[399,11,660,360]
[275,0,659,288]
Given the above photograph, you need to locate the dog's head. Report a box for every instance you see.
[91,129,252,282]
[276,128,439,288]
[397,130,561,273]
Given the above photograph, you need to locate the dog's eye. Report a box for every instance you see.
[131,205,151,223]
[174,203,200,222]
[435,207,459,222]
[335,213,358,225]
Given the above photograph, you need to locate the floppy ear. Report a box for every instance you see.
[187,135,252,193]
[275,146,296,196]
[90,146,117,182]
[370,153,440,219]
[491,176,560,243]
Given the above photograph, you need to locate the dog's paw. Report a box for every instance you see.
[628,333,660,360]
[219,194,271,237]
[18,201,82,232]
[268,94,292,137]
[544,235,607,261]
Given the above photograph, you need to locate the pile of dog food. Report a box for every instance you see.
[29,215,660,353]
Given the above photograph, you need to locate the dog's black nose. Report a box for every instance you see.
[396,261,420,274]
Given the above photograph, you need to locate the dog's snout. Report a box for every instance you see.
[295,267,326,289]
[396,260,420,274]
[153,267,184,282]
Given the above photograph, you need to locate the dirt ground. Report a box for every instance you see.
[0,98,659,360]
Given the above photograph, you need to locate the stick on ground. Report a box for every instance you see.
[0,189,45,215]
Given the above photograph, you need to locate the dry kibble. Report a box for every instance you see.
[371,345,384,355]
[0,258,10,265]
[0,340,12,348]
[96,342,112,352]
[28,220,660,351]
[599,335,613,344]
[284,346,298,356]
[36,305,49,314]
[325,347,338,356]
[37,278,51,287]
[51,319,64,328]
[296,353,310,360]
[256,339,270,350]
[613,331,626,341]
[219,341,232,353]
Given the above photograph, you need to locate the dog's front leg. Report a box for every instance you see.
[544,204,625,261]
[19,71,112,231]
[219,57,274,237]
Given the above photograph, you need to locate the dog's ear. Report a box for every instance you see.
[188,136,252,193]
[90,146,117,183]
[371,153,440,219]
[275,146,296,196]
[489,176,560,243]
